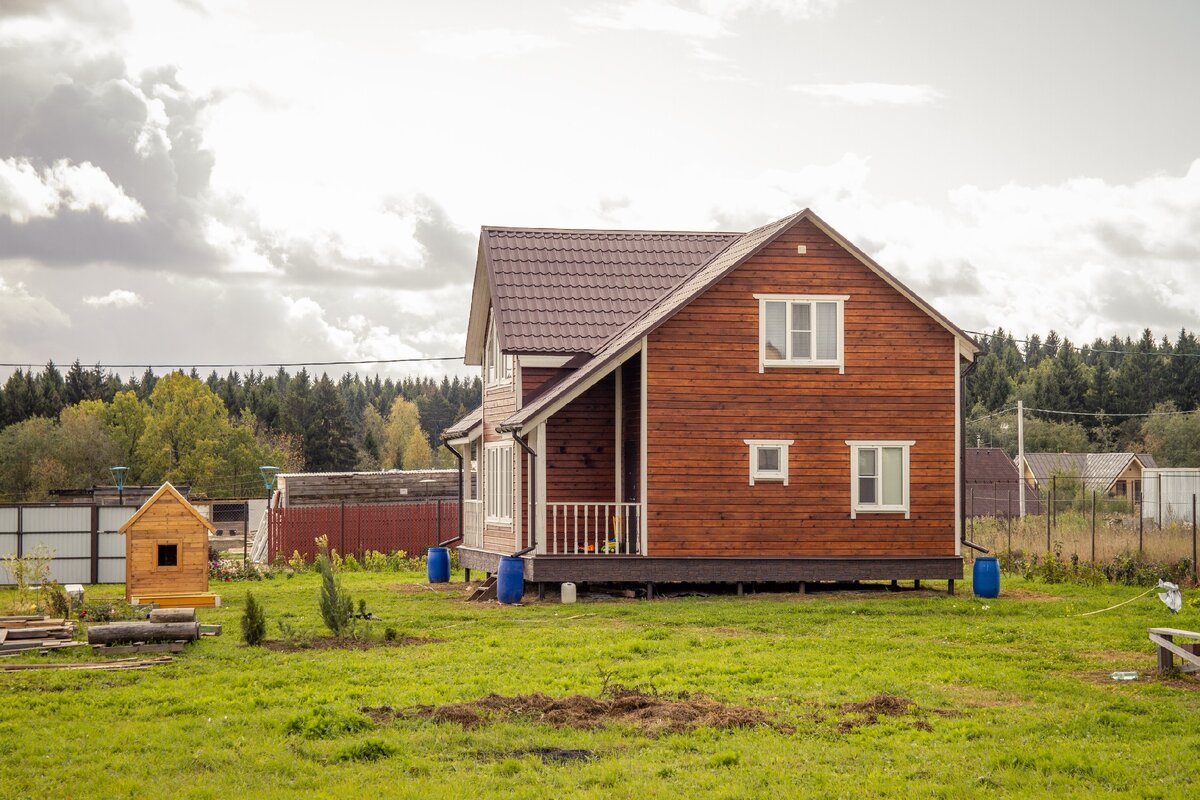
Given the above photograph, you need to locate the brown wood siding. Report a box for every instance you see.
[645,218,958,558]
[482,369,518,554]
[545,373,617,505]
[521,366,562,405]
[125,494,210,600]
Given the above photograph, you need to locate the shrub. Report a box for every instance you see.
[241,591,266,646]
[343,553,362,572]
[316,540,354,638]
[40,580,71,618]
[287,550,307,572]
[79,599,143,623]
[334,739,397,763]
[284,706,371,739]
[1,544,53,614]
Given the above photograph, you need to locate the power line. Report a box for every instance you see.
[966,330,1200,360]
[1024,406,1200,419]
[966,406,1017,424]
[0,355,463,370]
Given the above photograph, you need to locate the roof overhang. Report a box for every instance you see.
[463,241,491,366]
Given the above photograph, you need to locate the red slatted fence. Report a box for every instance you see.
[268,501,460,563]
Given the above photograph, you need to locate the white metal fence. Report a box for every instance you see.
[1142,469,1200,526]
[0,505,137,585]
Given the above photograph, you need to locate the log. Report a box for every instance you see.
[149,608,197,623]
[87,622,200,645]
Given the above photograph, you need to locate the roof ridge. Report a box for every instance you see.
[482,225,744,236]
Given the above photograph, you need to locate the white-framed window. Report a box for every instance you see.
[744,439,793,486]
[485,313,512,387]
[755,294,847,374]
[485,442,513,522]
[846,440,913,519]
[466,437,480,501]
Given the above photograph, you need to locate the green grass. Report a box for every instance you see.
[2,571,1199,799]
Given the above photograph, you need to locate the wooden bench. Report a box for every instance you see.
[1148,628,1200,674]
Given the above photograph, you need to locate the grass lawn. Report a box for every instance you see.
[2,571,1199,799]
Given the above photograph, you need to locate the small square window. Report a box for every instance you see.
[745,439,793,486]
[157,544,178,567]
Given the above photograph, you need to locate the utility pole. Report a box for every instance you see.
[1017,400,1026,518]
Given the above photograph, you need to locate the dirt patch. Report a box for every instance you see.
[364,684,792,736]
[935,683,1028,709]
[1081,650,1150,665]
[262,635,442,653]
[517,747,595,764]
[387,583,464,594]
[833,694,962,734]
[1076,670,1200,691]
[1002,588,1062,602]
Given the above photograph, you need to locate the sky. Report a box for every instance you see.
[1,0,1199,381]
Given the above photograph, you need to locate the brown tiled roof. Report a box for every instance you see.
[482,228,739,354]
[966,448,1043,516]
[500,212,804,432]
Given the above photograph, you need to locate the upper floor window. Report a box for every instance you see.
[485,313,512,387]
[755,295,847,374]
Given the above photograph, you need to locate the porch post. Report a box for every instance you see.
[536,423,547,555]
[640,337,649,556]
[615,365,623,505]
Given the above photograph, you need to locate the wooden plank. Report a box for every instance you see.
[92,641,187,654]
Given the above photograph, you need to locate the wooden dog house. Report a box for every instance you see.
[120,482,220,607]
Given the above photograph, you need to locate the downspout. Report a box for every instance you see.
[960,356,989,554]
[512,432,538,556]
[438,440,464,547]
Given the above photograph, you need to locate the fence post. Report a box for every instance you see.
[436,498,443,545]
[1051,475,1056,530]
[90,505,100,585]
[16,504,22,558]
[1091,490,1097,563]
[1046,492,1051,553]
[1193,494,1197,584]
[1138,499,1143,557]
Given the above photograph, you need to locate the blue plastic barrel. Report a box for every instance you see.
[973,556,1000,598]
[497,556,525,604]
[427,547,450,583]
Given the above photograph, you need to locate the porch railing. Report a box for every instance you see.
[546,502,642,555]
[463,500,484,549]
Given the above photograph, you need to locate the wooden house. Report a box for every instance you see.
[120,482,219,607]
[1018,452,1158,502]
[442,209,980,593]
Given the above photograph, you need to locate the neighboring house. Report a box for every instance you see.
[1018,452,1158,501]
[274,469,461,507]
[442,209,980,591]
[965,448,1042,517]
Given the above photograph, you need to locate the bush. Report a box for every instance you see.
[40,580,71,618]
[316,540,354,638]
[241,591,266,646]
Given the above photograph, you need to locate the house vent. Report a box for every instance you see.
[796,245,807,255]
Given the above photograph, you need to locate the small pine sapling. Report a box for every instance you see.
[241,590,267,646]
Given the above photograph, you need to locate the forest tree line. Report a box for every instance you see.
[966,328,1200,466]
[0,362,482,502]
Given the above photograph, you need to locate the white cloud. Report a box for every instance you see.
[0,277,71,330]
[0,158,146,223]
[792,82,944,106]
[421,28,560,59]
[580,0,729,38]
[83,289,145,308]
[580,0,840,38]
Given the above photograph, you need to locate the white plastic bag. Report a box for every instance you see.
[1157,580,1182,614]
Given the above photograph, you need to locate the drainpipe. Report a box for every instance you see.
[960,356,989,554]
[513,432,538,556]
[438,440,464,547]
